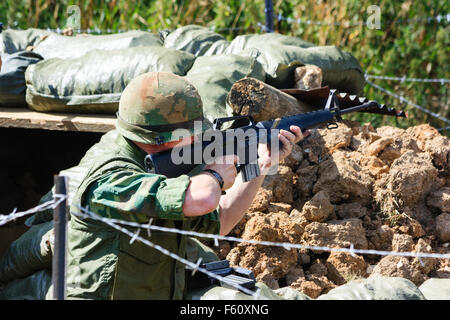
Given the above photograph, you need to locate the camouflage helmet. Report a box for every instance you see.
[116,72,207,144]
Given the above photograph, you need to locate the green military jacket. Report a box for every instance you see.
[66,133,220,300]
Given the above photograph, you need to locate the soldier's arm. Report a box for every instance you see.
[181,173,222,216]
[218,126,307,235]
[86,170,194,223]
[182,154,239,217]
[218,171,266,235]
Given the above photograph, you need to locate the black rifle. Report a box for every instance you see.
[145,90,406,182]
[188,260,256,291]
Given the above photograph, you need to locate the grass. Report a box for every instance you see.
[1,0,448,135]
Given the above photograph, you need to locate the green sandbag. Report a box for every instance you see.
[202,39,231,56]
[419,278,450,300]
[0,28,53,54]
[185,54,265,123]
[164,25,229,56]
[227,41,365,94]
[0,221,53,284]
[33,30,163,60]
[274,287,312,300]
[0,51,43,107]
[187,282,283,300]
[0,269,52,300]
[316,276,426,300]
[25,46,196,113]
[225,33,314,52]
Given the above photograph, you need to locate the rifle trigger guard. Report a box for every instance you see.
[327,122,339,129]
[325,89,343,122]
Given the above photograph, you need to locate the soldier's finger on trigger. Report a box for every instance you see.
[282,129,296,143]
[290,125,304,142]
[289,126,302,142]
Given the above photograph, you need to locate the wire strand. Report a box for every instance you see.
[73,205,450,260]
[366,79,450,125]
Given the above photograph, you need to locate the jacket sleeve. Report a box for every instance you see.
[85,169,192,223]
[188,206,221,235]
[84,168,221,234]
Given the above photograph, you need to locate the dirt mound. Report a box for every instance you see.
[214,122,450,299]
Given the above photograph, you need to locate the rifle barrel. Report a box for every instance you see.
[339,101,380,115]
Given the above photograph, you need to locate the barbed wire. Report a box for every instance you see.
[437,126,450,132]
[72,205,267,299]
[5,25,255,35]
[0,186,448,299]
[0,197,265,298]
[395,14,450,24]
[73,205,450,260]
[365,79,450,125]
[6,11,447,35]
[276,13,450,28]
[365,74,450,84]
[0,194,66,227]
[277,14,355,27]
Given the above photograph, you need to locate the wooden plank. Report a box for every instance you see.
[0,107,116,133]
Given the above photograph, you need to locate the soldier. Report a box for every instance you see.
[1,71,307,300]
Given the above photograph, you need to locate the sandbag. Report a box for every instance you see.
[25,46,196,113]
[185,54,265,123]
[274,287,312,300]
[0,28,52,54]
[0,269,52,300]
[225,33,314,52]
[164,25,229,56]
[187,282,283,300]
[0,221,53,284]
[418,278,450,300]
[227,42,365,94]
[316,276,426,300]
[0,51,43,107]
[32,30,163,60]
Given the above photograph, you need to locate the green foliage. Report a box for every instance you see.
[0,0,448,134]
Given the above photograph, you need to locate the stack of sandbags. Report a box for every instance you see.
[225,38,364,92]
[25,46,195,113]
[15,25,365,117]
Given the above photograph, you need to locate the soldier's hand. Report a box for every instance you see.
[204,155,239,190]
[258,125,310,172]
[278,126,309,160]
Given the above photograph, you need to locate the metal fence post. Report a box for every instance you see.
[264,0,274,32]
[52,175,68,300]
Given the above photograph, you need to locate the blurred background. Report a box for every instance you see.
[1,0,448,133]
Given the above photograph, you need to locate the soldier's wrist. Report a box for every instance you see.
[203,169,226,195]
